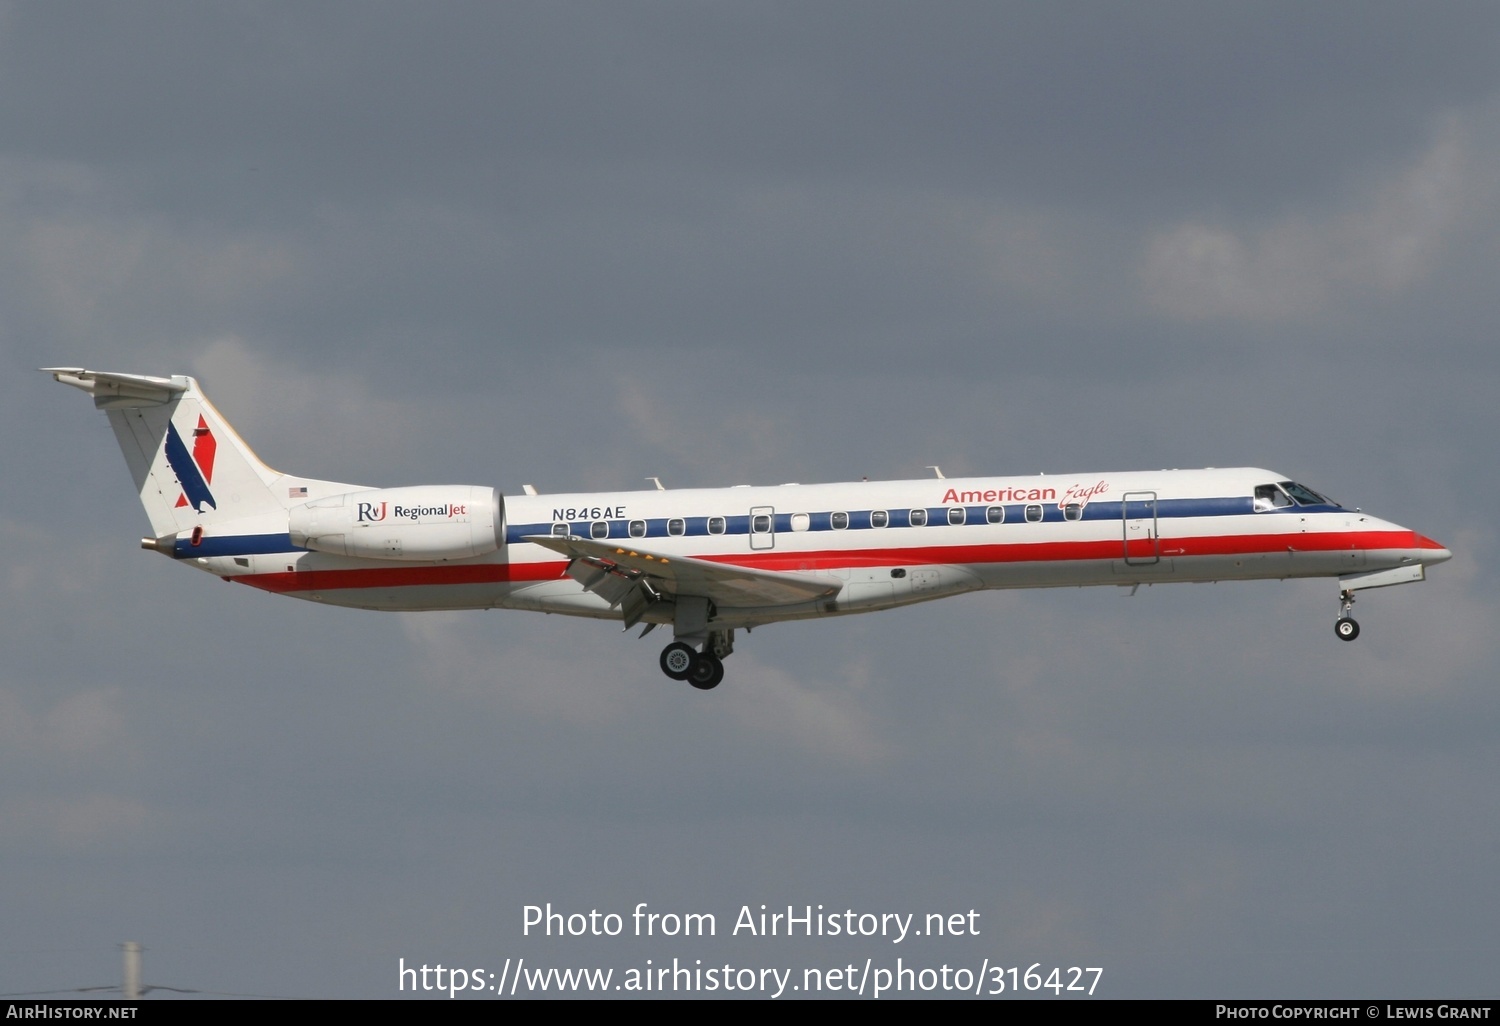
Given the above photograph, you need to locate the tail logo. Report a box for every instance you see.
[165,416,218,512]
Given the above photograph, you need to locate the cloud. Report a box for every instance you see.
[397,611,888,765]
[712,653,888,766]
[1141,114,1475,321]
[607,374,793,486]
[0,643,156,852]
[0,159,297,343]
[187,336,418,482]
[0,685,129,762]
[1,793,162,851]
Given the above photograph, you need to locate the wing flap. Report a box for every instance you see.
[524,534,841,609]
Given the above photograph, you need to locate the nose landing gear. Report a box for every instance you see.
[1334,590,1360,641]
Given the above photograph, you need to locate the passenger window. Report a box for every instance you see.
[986,505,1004,525]
[551,523,569,537]
[708,516,726,535]
[791,513,810,532]
[752,514,771,533]
[831,512,849,530]
[947,507,965,526]
[1025,504,1042,523]
[667,518,685,537]
[910,509,928,527]
[870,510,888,528]
[629,520,646,538]
[591,521,609,539]
[1063,503,1081,522]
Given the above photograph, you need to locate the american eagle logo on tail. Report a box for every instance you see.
[164,415,217,512]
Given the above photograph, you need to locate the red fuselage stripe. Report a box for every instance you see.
[235,529,1436,594]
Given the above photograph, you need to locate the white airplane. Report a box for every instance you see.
[47,368,1452,690]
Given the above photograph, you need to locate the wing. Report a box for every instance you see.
[522,534,841,626]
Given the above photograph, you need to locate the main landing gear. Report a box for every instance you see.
[659,634,731,690]
[1334,589,1360,641]
[655,597,732,690]
[659,642,725,690]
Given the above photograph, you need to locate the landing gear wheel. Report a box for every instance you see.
[660,642,696,680]
[1335,617,1360,641]
[687,653,724,690]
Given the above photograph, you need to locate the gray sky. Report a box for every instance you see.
[2,1,1495,999]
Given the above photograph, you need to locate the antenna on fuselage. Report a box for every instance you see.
[926,466,946,479]
[647,477,665,491]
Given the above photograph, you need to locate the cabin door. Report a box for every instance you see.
[1122,491,1160,565]
[749,506,775,550]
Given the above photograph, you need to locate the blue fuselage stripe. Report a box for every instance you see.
[173,534,302,558]
[173,496,1346,555]
[505,496,1337,545]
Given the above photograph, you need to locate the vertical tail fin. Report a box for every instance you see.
[44,368,345,543]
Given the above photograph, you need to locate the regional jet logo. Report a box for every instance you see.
[164,415,218,512]
[355,501,468,522]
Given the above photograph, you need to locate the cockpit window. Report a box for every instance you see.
[1281,481,1334,506]
[1254,481,1338,510]
[1253,484,1293,511]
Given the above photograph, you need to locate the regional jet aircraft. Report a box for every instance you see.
[46,368,1451,690]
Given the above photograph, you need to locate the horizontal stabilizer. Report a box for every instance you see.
[42,368,187,408]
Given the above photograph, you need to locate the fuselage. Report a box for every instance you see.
[187,467,1448,628]
[47,368,1452,689]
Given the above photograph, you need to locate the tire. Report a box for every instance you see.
[1335,617,1360,641]
[660,642,696,680]
[687,653,724,690]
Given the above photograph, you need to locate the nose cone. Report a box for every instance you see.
[1416,534,1452,565]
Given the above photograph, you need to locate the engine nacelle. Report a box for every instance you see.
[288,486,503,561]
